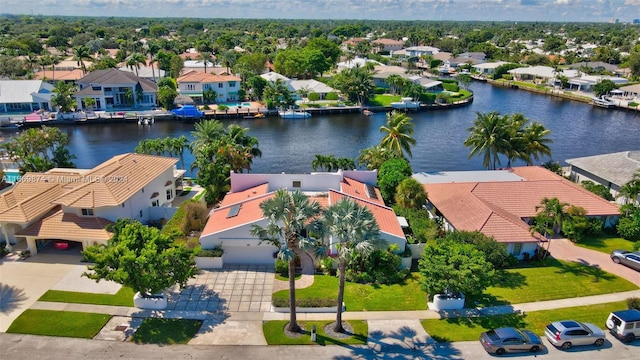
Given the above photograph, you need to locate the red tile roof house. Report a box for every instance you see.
[199,171,407,265]
[413,166,621,260]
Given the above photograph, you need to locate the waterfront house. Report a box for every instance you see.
[405,46,440,58]
[508,66,579,85]
[259,72,336,100]
[371,38,405,53]
[472,61,509,76]
[0,153,184,255]
[566,151,640,204]
[566,75,628,92]
[34,69,85,83]
[0,80,53,114]
[199,171,407,265]
[74,69,158,111]
[176,70,242,104]
[413,167,620,259]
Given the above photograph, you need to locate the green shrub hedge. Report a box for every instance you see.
[272,297,337,308]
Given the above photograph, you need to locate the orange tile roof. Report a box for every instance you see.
[203,193,275,235]
[16,206,112,241]
[33,69,85,81]
[340,177,385,206]
[53,153,177,207]
[423,166,621,243]
[0,173,83,223]
[329,190,404,238]
[177,71,241,83]
[202,176,404,239]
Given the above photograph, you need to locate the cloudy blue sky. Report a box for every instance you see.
[2,0,639,22]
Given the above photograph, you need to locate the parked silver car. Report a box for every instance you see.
[479,327,543,355]
[545,320,606,350]
[610,250,640,271]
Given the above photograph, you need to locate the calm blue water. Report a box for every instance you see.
[5,82,639,176]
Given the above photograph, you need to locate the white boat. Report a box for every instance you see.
[592,95,617,109]
[391,97,421,110]
[279,110,311,119]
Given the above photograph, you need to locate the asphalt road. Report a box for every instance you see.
[2,333,639,360]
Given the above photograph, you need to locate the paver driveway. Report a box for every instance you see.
[167,264,275,313]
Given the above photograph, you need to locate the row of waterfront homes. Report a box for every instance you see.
[3,150,637,263]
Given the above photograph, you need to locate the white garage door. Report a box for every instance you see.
[224,245,276,265]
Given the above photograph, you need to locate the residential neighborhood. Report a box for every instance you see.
[0,11,640,359]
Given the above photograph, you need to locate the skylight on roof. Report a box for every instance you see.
[227,204,241,218]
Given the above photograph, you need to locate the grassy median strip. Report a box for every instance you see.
[480,259,638,306]
[272,273,426,311]
[132,318,202,344]
[263,320,368,345]
[421,301,626,342]
[7,309,111,338]
[38,286,135,307]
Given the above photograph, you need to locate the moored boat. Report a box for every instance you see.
[243,113,265,119]
[278,110,311,119]
[391,97,421,110]
[362,109,374,116]
[592,95,617,109]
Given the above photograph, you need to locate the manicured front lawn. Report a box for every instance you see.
[272,273,426,311]
[368,94,402,106]
[479,259,638,307]
[576,234,637,255]
[132,318,202,344]
[421,301,626,342]
[38,286,135,307]
[7,309,111,338]
[263,320,367,345]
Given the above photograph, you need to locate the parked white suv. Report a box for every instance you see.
[605,309,640,343]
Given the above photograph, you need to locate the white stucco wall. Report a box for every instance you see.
[229,170,378,193]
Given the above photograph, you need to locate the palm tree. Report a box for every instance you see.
[146,41,161,82]
[521,121,553,165]
[535,197,569,235]
[197,51,213,74]
[322,199,383,333]
[617,172,640,205]
[250,190,323,333]
[357,146,399,171]
[463,111,510,170]
[172,135,190,170]
[190,119,225,154]
[51,81,77,113]
[72,45,93,75]
[379,111,416,159]
[385,74,406,95]
[126,52,147,76]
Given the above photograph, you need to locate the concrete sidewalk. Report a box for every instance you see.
[31,288,640,322]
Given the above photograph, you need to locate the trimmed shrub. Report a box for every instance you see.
[442,83,460,92]
[325,92,339,101]
[275,258,288,275]
[196,246,223,257]
[308,92,320,102]
[345,248,410,285]
[272,297,336,308]
[374,87,386,94]
[419,92,436,104]
[217,105,229,111]
[627,297,640,310]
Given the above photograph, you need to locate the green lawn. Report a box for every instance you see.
[132,318,202,344]
[422,301,625,342]
[272,273,426,311]
[478,259,638,307]
[263,320,367,345]
[576,235,637,254]
[38,286,135,307]
[368,94,402,106]
[7,309,111,338]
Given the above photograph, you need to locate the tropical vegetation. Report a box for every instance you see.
[1,126,76,174]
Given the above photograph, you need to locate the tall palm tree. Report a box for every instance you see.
[322,199,383,332]
[190,119,225,154]
[535,197,569,235]
[146,41,161,82]
[72,45,93,75]
[521,121,553,165]
[172,135,190,170]
[464,111,510,170]
[126,52,147,76]
[617,173,640,205]
[197,51,213,74]
[385,74,406,95]
[379,111,416,159]
[250,190,323,333]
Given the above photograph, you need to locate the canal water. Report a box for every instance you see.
[4,82,640,176]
